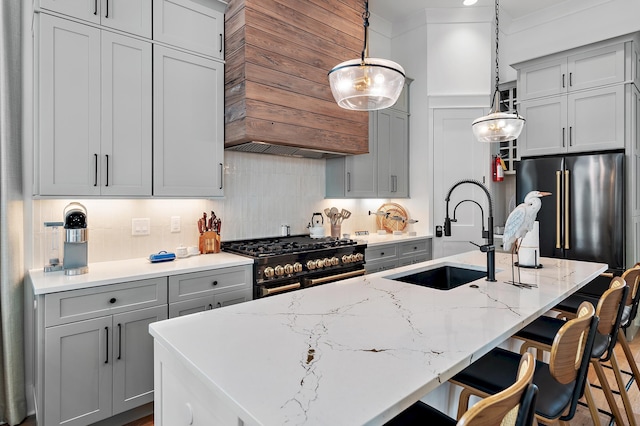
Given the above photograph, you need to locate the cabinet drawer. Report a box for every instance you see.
[365,244,397,262]
[169,266,251,303]
[365,259,398,274]
[399,240,429,257]
[45,277,168,326]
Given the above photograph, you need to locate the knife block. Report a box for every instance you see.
[199,231,220,254]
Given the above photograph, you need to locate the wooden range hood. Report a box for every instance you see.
[224,0,369,158]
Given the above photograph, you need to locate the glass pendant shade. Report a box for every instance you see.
[328,58,405,111]
[472,93,525,143]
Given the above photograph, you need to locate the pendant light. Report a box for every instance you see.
[328,1,405,111]
[471,0,525,143]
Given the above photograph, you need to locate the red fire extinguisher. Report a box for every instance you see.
[492,155,504,182]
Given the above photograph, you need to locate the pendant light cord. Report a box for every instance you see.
[361,1,370,64]
[494,0,500,94]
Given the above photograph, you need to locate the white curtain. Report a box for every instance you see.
[0,0,27,424]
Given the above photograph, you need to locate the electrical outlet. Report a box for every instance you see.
[170,216,181,233]
[132,218,150,236]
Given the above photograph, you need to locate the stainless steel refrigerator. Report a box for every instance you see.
[515,151,625,273]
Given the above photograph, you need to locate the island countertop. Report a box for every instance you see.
[149,251,607,426]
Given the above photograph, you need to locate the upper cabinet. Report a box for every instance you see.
[38,14,152,196]
[153,0,225,60]
[515,35,639,158]
[39,0,152,38]
[326,81,411,199]
[35,0,227,197]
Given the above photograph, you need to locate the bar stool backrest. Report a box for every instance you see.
[458,353,536,426]
[621,265,640,327]
[595,277,628,360]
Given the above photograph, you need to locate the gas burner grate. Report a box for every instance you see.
[222,236,358,257]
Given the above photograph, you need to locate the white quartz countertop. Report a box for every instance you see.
[356,232,433,247]
[149,251,606,426]
[28,252,253,295]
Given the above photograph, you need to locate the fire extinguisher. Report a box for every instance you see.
[492,155,504,182]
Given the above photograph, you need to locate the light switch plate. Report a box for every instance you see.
[132,218,150,236]
[170,216,181,233]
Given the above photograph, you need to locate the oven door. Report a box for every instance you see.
[258,279,302,298]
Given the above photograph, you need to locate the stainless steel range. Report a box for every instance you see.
[221,235,366,298]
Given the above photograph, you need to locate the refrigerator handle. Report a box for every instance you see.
[556,171,561,249]
[564,170,570,249]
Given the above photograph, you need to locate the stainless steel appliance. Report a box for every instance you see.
[222,235,366,298]
[63,202,89,275]
[515,151,625,274]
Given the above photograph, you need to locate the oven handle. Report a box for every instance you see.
[304,268,366,287]
[261,282,301,297]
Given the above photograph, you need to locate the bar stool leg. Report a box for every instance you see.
[591,360,626,425]
[610,351,638,426]
[457,388,473,420]
[617,328,640,394]
[582,378,603,426]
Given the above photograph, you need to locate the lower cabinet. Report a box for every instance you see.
[365,238,432,273]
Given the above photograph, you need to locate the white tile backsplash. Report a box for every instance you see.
[31,151,428,268]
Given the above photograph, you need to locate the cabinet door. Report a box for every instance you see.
[568,85,625,153]
[39,14,101,196]
[101,31,152,196]
[213,288,252,309]
[44,316,112,426]
[100,0,152,38]
[153,45,224,197]
[518,96,568,157]
[567,43,625,92]
[518,57,567,101]
[377,109,409,198]
[345,113,377,198]
[169,297,215,318]
[153,0,225,59]
[40,0,101,25]
[112,305,168,415]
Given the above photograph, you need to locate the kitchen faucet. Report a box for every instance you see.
[444,179,496,282]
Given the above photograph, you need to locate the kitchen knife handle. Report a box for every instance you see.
[219,163,223,190]
[556,171,561,249]
[564,169,570,249]
[117,323,121,360]
[105,327,109,364]
[347,172,351,192]
[105,154,109,187]
[105,0,109,18]
[94,153,98,186]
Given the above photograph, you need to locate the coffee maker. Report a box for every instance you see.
[63,202,88,275]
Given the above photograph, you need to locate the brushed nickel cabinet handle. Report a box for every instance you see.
[562,73,565,88]
[219,163,223,190]
[117,323,121,360]
[569,72,573,87]
[105,327,109,364]
[94,153,98,186]
[562,128,565,148]
[347,172,351,192]
[219,34,223,54]
[556,171,561,249]
[569,127,573,146]
[564,170,570,249]
[105,154,109,187]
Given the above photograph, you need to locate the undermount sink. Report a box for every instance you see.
[389,265,487,290]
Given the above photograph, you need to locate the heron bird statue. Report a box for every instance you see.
[503,190,551,287]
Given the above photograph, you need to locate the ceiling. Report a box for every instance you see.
[370,0,565,23]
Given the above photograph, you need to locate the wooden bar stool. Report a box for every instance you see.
[515,277,629,425]
[385,352,537,426]
[450,302,598,426]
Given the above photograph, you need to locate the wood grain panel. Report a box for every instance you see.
[225,0,368,155]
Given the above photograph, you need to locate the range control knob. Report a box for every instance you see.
[316,259,325,268]
[330,257,340,266]
[264,267,275,279]
[346,254,355,263]
[274,265,284,276]
[293,262,303,273]
[342,255,350,264]
[354,253,364,262]
[284,264,294,275]
[323,258,332,267]
[306,260,317,270]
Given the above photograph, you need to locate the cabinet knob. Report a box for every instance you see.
[212,280,218,286]
[217,302,222,308]
[109,297,116,304]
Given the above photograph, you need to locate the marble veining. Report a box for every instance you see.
[149,251,607,425]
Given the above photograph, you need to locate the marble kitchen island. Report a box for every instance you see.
[149,251,607,425]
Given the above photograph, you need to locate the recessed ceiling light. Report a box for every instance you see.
[463,0,478,5]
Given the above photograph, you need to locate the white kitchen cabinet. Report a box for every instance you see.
[39,278,167,426]
[326,81,411,198]
[518,43,625,101]
[168,265,252,317]
[153,0,226,60]
[38,14,152,196]
[153,45,224,197]
[518,85,625,157]
[39,0,152,38]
